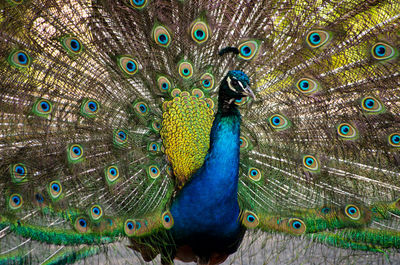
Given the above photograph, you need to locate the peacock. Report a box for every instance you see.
[1,0,400,264]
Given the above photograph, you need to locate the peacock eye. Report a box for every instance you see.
[105,165,120,184]
[75,217,90,233]
[124,219,137,236]
[248,167,261,181]
[8,50,31,68]
[337,123,358,140]
[32,98,53,118]
[48,181,63,200]
[178,61,193,79]
[321,207,331,214]
[360,96,384,114]
[371,42,396,60]
[269,114,291,131]
[60,36,83,55]
[162,211,174,229]
[81,99,100,118]
[302,155,320,172]
[117,56,139,76]
[191,88,204,98]
[114,129,129,147]
[344,204,361,220]
[157,76,171,92]
[231,79,239,86]
[35,193,44,203]
[153,25,172,47]
[242,211,259,228]
[238,40,260,60]
[68,144,84,163]
[200,73,214,90]
[191,20,210,44]
[296,78,319,95]
[306,30,330,48]
[129,0,148,9]
[388,133,400,147]
[147,165,161,179]
[288,218,306,234]
[11,163,27,183]
[9,194,23,210]
[90,205,103,221]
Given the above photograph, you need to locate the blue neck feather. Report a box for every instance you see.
[170,110,242,245]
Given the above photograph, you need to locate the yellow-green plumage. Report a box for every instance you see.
[0,0,400,264]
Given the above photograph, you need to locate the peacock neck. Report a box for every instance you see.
[170,106,242,244]
[218,94,242,117]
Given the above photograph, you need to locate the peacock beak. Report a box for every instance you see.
[243,85,256,100]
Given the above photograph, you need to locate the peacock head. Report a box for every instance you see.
[219,70,255,105]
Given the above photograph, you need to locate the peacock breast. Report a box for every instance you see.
[170,114,242,251]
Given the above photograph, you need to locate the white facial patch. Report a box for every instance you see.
[227,76,244,92]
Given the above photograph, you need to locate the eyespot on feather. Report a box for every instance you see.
[10,163,28,183]
[170,88,182,98]
[67,144,84,163]
[302,155,320,172]
[360,96,385,114]
[388,133,400,148]
[288,218,306,234]
[337,123,358,140]
[113,129,129,147]
[162,211,174,229]
[133,101,149,117]
[166,166,173,176]
[34,193,46,206]
[371,42,397,60]
[124,219,136,236]
[268,114,290,131]
[147,142,161,153]
[75,217,90,233]
[242,211,259,228]
[33,99,53,117]
[48,180,63,200]
[8,50,31,68]
[238,40,260,60]
[117,56,139,76]
[129,0,148,9]
[9,194,23,210]
[344,204,361,220]
[80,99,100,118]
[157,76,172,92]
[306,30,331,48]
[296,78,320,95]
[153,25,172,47]
[90,205,103,221]
[147,165,161,179]
[178,61,193,79]
[191,89,204,98]
[239,135,251,151]
[200,73,214,90]
[248,167,261,181]
[60,36,83,55]
[320,206,332,215]
[105,165,120,184]
[149,119,161,133]
[204,98,214,109]
[190,19,210,44]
